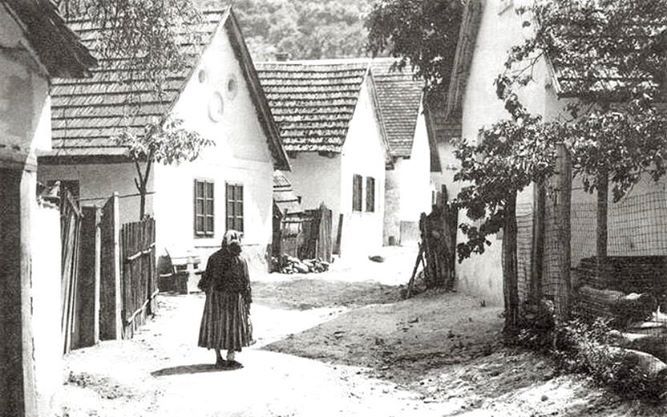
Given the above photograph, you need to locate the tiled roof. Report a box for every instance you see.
[273,171,304,217]
[370,60,424,158]
[255,60,370,153]
[45,8,290,170]
[49,9,227,157]
[1,0,96,78]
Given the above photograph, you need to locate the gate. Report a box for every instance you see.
[120,218,157,339]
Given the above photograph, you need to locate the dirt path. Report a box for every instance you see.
[55,248,666,417]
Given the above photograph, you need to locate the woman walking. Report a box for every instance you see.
[198,231,252,369]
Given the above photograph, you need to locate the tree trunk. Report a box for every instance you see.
[139,190,146,221]
[503,191,519,332]
[596,167,608,281]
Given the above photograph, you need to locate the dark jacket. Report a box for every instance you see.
[200,248,252,303]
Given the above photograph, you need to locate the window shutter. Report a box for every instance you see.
[365,177,375,212]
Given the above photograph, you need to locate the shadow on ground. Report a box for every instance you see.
[151,364,229,377]
[252,278,401,310]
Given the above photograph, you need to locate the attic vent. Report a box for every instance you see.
[227,75,238,100]
[208,91,224,122]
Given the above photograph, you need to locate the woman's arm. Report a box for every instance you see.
[242,259,252,305]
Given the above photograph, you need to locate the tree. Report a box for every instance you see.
[497,0,667,279]
[115,118,214,220]
[366,0,464,97]
[56,0,215,220]
[454,97,558,331]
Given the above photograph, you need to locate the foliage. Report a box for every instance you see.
[57,0,203,98]
[517,314,665,401]
[365,0,464,96]
[497,0,667,200]
[554,318,665,401]
[114,118,214,219]
[56,0,213,220]
[115,118,214,167]
[453,100,557,260]
[229,0,373,61]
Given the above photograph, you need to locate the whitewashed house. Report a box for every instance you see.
[0,1,95,415]
[370,59,443,245]
[38,7,290,271]
[256,59,390,259]
[445,0,667,305]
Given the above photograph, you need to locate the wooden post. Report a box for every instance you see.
[77,207,101,347]
[502,191,519,331]
[596,167,608,281]
[0,167,38,417]
[530,181,545,304]
[100,193,122,340]
[556,144,572,320]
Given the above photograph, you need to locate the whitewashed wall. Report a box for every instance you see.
[154,21,274,270]
[339,80,386,259]
[38,162,148,225]
[0,9,51,161]
[398,106,432,243]
[456,0,555,305]
[31,202,61,417]
[283,151,342,225]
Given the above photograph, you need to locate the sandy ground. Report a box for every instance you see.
[55,246,666,417]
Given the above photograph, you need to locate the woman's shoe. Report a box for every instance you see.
[215,358,227,368]
[225,360,243,370]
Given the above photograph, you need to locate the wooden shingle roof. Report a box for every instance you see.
[273,171,304,217]
[370,60,424,158]
[49,9,226,158]
[255,60,371,153]
[0,0,96,78]
[46,7,290,170]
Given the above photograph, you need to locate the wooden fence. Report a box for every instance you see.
[60,189,82,354]
[120,218,157,339]
[300,204,333,262]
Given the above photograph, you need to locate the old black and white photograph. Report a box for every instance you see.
[1,0,666,416]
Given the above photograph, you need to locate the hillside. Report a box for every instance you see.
[204,0,377,61]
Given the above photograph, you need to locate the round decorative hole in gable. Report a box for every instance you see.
[226,74,238,100]
[198,69,207,84]
[208,91,224,122]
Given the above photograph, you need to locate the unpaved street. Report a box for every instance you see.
[56,249,666,417]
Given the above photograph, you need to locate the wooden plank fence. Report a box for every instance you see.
[60,189,82,354]
[301,204,333,262]
[120,217,157,339]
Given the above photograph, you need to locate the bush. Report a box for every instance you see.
[515,312,666,401]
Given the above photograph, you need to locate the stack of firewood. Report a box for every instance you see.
[272,255,330,274]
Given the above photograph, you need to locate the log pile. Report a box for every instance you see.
[273,255,330,274]
[577,285,657,324]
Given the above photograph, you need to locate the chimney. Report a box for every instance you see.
[275,52,290,62]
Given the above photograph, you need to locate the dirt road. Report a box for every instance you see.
[56,248,666,417]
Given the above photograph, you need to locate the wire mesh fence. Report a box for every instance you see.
[514,147,667,381]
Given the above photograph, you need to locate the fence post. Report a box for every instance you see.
[77,207,101,347]
[100,193,122,340]
[555,144,572,320]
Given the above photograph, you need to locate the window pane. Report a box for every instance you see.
[195,216,204,233]
[206,182,214,198]
[205,216,214,234]
[196,181,205,197]
[206,198,214,216]
[195,198,204,215]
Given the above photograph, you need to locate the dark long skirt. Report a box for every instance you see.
[198,291,252,352]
